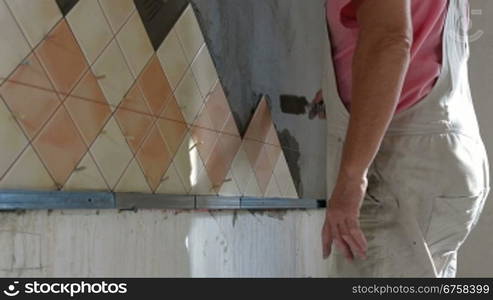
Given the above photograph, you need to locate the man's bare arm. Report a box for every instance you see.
[323,0,413,261]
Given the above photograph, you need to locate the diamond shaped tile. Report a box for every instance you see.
[92,39,134,108]
[265,174,282,198]
[0,53,61,139]
[206,133,241,193]
[35,20,89,98]
[157,118,188,156]
[0,97,29,178]
[244,97,273,143]
[161,94,186,123]
[136,124,172,191]
[218,170,241,197]
[90,117,134,189]
[205,81,232,131]
[115,158,151,193]
[265,144,282,170]
[0,146,56,190]
[0,0,31,85]
[253,145,275,196]
[64,152,108,191]
[98,0,135,33]
[66,0,113,64]
[222,114,240,136]
[64,71,112,146]
[229,145,256,196]
[173,133,199,193]
[242,139,263,169]
[116,11,154,77]
[190,156,215,195]
[5,0,62,47]
[273,151,298,199]
[244,175,262,197]
[115,89,154,154]
[120,82,152,114]
[190,126,219,166]
[157,27,189,90]
[175,5,205,63]
[174,68,204,124]
[156,162,187,195]
[266,123,281,146]
[191,45,218,98]
[33,106,87,187]
[138,55,172,116]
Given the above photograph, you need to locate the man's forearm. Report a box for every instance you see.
[337,33,412,182]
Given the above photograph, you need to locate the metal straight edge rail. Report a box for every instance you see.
[0,190,326,211]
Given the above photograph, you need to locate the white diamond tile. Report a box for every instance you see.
[174,68,204,124]
[66,0,113,63]
[273,152,298,199]
[98,0,135,33]
[191,45,218,97]
[0,97,29,178]
[92,39,134,108]
[156,162,187,195]
[90,117,134,189]
[0,1,31,85]
[175,5,205,63]
[5,0,62,47]
[114,158,151,193]
[218,170,241,197]
[0,146,56,190]
[116,11,154,77]
[157,28,188,91]
[64,152,108,191]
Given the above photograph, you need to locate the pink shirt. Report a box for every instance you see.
[326,0,448,113]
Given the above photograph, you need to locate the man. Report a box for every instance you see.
[318,0,490,277]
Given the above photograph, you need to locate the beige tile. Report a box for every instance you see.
[156,162,187,195]
[190,158,215,195]
[0,146,56,190]
[175,5,205,63]
[273,152,298,199]
[90,117,134,189]
[5,0,62,47]
[244,176,262,197]
[116,11,154,77]
[191,45,218,97]
[66,0,113,64]
[114,159,151,193]
[265,175,282,198]
[0,1,31,85]
[0,97,29,178]
[98,0,135,33]
[218,171,241,197]
[172,133,198,193]
[230,145,256,196]
[157,28,188,90]
[92,39,134,108]
[63,152,108,191]
[174,69,204,124]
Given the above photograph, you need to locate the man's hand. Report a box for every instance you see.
[322,174,368,261]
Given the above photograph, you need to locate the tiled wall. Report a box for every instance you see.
[0,0,298,199]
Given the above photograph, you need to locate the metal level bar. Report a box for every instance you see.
[0,190,325,211]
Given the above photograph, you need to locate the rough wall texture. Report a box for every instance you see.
[192,0,327,198]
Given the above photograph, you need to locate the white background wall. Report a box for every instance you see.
[0,0,491,277]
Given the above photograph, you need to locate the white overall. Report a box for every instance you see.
[322,0,490,277]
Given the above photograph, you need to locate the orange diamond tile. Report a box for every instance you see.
[244,97,272,142]
[115,105,154,155]
[265,144,282,168]
[64,71,111,146]
[206,133,241,192]
[266,123,281,146]
[33,106,87,187]
[157,119,188,156]
[121,83,152,114]
[138,56,172,116]
[35,20,88,98]
[136,125,172,191]
[222,114,240,136]
[206,82,231,131]
[242,139,263,168]
[190,126,220,165]
[0,53,61,139]
[161,94,185,123]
